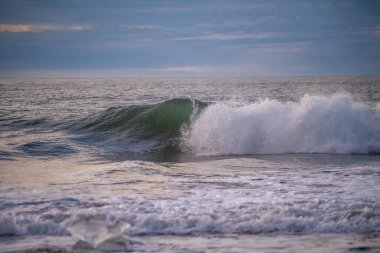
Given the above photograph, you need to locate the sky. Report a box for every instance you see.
[0,0,380,77]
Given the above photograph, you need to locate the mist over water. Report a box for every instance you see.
[1,76,380,252]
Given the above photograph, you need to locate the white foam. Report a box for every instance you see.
[1,161,379,237]
[185,94,380,155]
[2,199,378,237]
[64,213,129,247]
[0,214,67,236]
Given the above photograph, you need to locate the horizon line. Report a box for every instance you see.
[1,74,380,79]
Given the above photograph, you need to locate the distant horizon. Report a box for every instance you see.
[2,68,380,79]
[1,73,380,79]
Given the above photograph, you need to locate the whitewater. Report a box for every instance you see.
[0,76,380,252]
[186,94,380,155]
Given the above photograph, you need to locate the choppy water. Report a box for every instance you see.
[0,77,380,252]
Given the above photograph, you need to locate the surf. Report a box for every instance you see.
[185,94,380,155]
[48,94,380,156]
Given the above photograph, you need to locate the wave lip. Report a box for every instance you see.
[185,94,380,155]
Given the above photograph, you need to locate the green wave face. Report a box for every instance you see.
[73,98,208,153]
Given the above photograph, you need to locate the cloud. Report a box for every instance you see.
[0,23,92,33]
[170,32,277,41]
[375,27,380,36]
[133,3,272,13]
[68,25,93,31]
[120,24,162,30]
[0,24,33,32]
[250,42,311,53]
[163,66,213,73]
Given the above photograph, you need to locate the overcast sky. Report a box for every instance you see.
[0,0,379,77]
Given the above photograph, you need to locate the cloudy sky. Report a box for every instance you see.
[0,0,379,77]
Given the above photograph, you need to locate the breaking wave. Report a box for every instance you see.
[185,94,380,155]
[33,95,380,156]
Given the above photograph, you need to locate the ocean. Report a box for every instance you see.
[0,76,380,252]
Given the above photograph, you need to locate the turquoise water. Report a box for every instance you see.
[0,77,380,252]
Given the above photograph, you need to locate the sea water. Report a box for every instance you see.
[0,77,379,252]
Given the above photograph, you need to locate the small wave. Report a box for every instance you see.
[0,117,49,131]
[185,94,380,155]
[17,140,78,158]
[0,150,16,160]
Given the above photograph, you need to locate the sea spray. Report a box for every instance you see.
[185,94,380,155]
